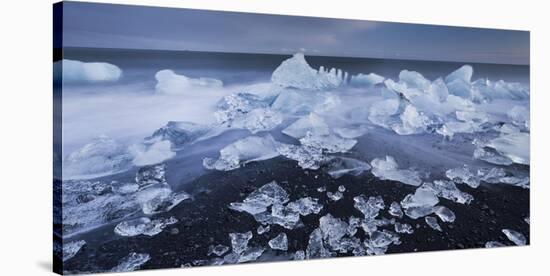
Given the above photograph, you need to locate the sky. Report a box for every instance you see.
[60,1,530,65]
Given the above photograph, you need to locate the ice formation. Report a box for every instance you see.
[155,69,222,95]
[208,245,230,257]
[63,240,86,261]
[486,132,530,165]
[423,180,473,205]
[388,202,404,218]
[110,253,151,272]
[271,89,342,115]
[353,195,385,221]
[61,59,122,83]
[63,135,133,179]
[350,73,385,87]
[370,156,422,186]
[434,206,456,223]
[114,216,177,237]
[229,231,253,254]
[502,229,527,246]
[204,135,281,171]
[445,166,480,188]
[215,92,282,133]
[229,181,289,215]
[400,187,439,219]
[324,157,371,179]
[271,53,346,90]
[425,216,442,231]
[268,233,288,251]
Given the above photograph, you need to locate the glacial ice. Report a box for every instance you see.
[229,181,289,215]
[283,113,330,139]
[229,231,253,254]
[286,197,323,216]
[114,216,177,237]
[276,143,326,170]
[208,244,230,257]
[350,73,385,87]
[370,156,422,186]
[389,202,404,218]
[324,157,371,179]
[63,240,86,261]
[215,93,282,133]
[271,90,341,115]
[137,186,191,215]
[502,229,527,246]
[472,79,529,101]
[507,105,529,129]
[473,146,514,166]
[204,135,281,171]
[257,225,271,235]
[445,65,473,98]
[486,132,530,165]
[445,166,480,188]
[293,250,306,260]
[61,59,122,83]
[271,53,346,90]
[110,253,150,272]
[63,135,133,179]
[434,206,456,223]
[135,164,167,188]
[353,195,385,221]
[306,228,331,259]
[155,69,222,95]
[319,214,349,247]
[147,121,213,150]
[425,216,442,231]
[268,233,288,251]
[400,187,439,219]
[423,180,473,205]
[394,222,414,234]
[237,247,265,263]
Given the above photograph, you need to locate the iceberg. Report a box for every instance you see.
[392,104,431,135]
[271,53,346,90]
[215,93,282,133]
[110,253,150,273]
[135,164,167,188]
[502,229,527,246]
[155,69,222,95]
[350,73,385,87]
[61,59,122,83]
[63,135,133,179]
[370,156,422,186]
[268,233,288,251]
[63,240,86,262]
[445,65,473,98]
[114,216,177,237]
[204,135,281,171]
[472,79,529,101]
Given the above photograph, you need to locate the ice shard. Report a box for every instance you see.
[423,180,473,205]
[324,157,371,179]
[502,229,527,246]
[204,135,281,171]
[425,216,442,231]
[353,195,385,221]
[229,231,254,254]
[229,181,289,215]
[370,156,422,186]
[268,233,289,251]
[445,166,480,188]
[110,253,151,273]
[434,206,456,223]
[207,244,230,257]
[114,217,177,237]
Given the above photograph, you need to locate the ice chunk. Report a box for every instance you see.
[286,197,323,216]
[502,229,526,246]
[445,65,473,84]
[61,59,122,83]
[63,240,86,261]
[271,53,345,90]
[306,228,331,259]
[114,217,177,237]
[215,93,282,133]
[293,250,306,260]
[129,140,176,167]
[319,214,349,247]
[208,244,230,257]
[229,231,253,254]
[63,135,133,179]
[268,233,288,251]
[204,135,280,171]
[155,69,222,95]
[394,222,414,234]
[370,156,422,186]
[434,206,456,223]
[238,247,265,263]
[267,203,302,229]
[486,132,530,165]
[445,166,480,188]
[485,241,506,248]
[507,105,529,129]
[425,216,442,231]
[136,187,191,215]
[423,180,473,205]
[327,191,344,201]
[277,143,326,170]
[353,195,385,221]
[347,216,361,236]
[229,181,289,215]
[473,146,514,166]
[324,157,371,179]
[135,164,167,188]
[110,253,150,273]
[524,217,530,225]
[147,121,213,150]
[257,225,270,235]
[392,105,431,135]
[367,99,401,128]
[389,202,404,218]
[399,70,431,91]
[401,187,439,219]
[299,132,357,153]
[350,73,385,87]
[365,230,400,255]
[282,113,330,139]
